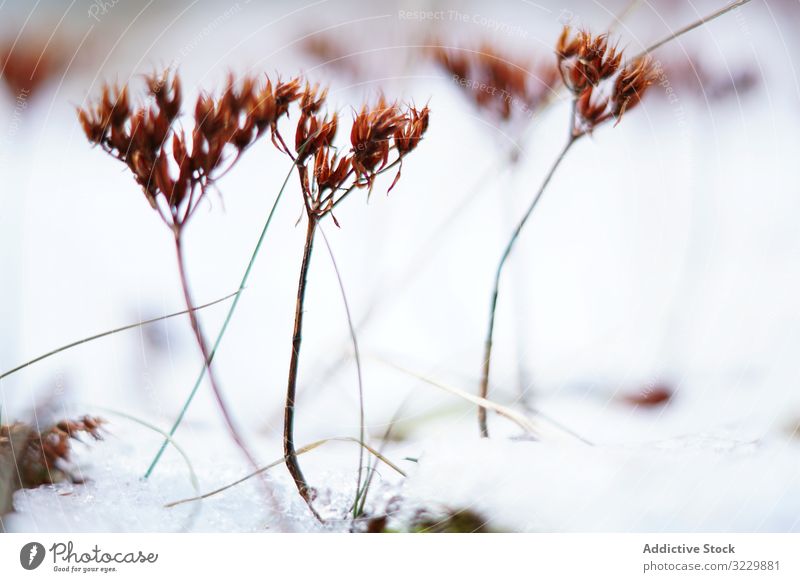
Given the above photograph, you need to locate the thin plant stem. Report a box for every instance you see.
[318,226,366,520]
[0,292,238,382]
[279,150,407,520]
[311,157,510,387]
[476,0,751,437]
[632,0,753,61]
[478,133,580,438]
[610,0,642,31]
[173,234,260,473]
[93,405,200,493]
[284,214,322,521]
[145,163,294,478]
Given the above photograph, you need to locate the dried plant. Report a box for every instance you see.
[478,28,657,437]
[278,90,428,519]
[301,33,364,80]
[50,0,749,528]
[476,0,752,435]
[0,35,70,99]
[0,416,104,489]
[78,69,303,472]
[300,0,653,402]
[651,55,759,103]
[431,42,558,125]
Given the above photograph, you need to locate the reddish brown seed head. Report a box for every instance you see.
[313,147,352,195]
[0,35,71,98]
[349,97,407,186]
[274,77,303,116]
[296,111,338,162]
[431,45,470,81]
[433,41,557,122]
[574,86,612,134]
[300,82,328,116]
[394,105,430,155]
[612,57,658,123]
[147,70,182,121]
[557,27,621,94]
[1,416,105,488]
[79,70,304,226]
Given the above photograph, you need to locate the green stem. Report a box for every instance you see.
[144,163,294,478]
[173,234,259,472]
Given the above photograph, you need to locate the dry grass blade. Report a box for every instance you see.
[318,226,367,519]
[94,407,199,494]
[374,357,539,436]
[164,437,405,509]
[353,393,414,520]
[0,291,238,381]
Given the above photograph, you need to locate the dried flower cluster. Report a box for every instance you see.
[78,71,303,230]
[0,36,70,98]
[291,93,429,218]
[557,27,658,134]
[278,86,429,519]
[301,33,364,79]
[77,69,311,477]
[0,416,104,488]
[432,43,558,122]
[478,28,659,438]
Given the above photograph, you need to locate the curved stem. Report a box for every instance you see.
[285,215,322,521]
[478,135,579,438]
[173,235,260,473]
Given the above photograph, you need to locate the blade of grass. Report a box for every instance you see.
[0,292,238,382]
[318,225,367,520]
[353,393,412,520]
[144,162,295,479]
[93,406,199,493]
[373,356,539,436]
[165,436,405,508]
[90,405,203,532]
[380,356,597,444]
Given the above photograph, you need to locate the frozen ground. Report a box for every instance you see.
[4,392,800,532]
[2,0,800,532]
